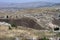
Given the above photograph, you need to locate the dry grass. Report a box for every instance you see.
[0,26,56,39]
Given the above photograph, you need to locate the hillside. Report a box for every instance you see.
[0,6,60,40]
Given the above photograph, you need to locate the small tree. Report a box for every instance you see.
[9,26,12,30]
[11,24,17,28]
[7,15,8,18]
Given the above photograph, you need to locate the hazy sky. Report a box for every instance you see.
[0,0,60,3]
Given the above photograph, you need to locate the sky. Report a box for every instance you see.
[0,0,60,3]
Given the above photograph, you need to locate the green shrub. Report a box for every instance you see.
[38,37,49,40]
[41,37,49,40]
[11,24,17,28]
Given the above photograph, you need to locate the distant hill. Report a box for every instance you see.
[53,3,60,6]
[0,1,59,9]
